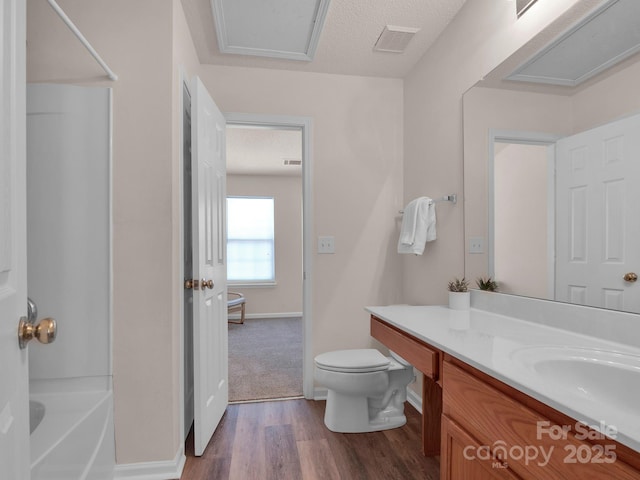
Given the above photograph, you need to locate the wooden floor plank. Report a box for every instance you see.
[265,424,302,480]
[262,398,295,427]
[297,438,342,480]
[227,402,267,479]
[181,399,439,480]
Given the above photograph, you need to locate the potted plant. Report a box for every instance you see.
[476,277,498,292]
[447,277,470,310]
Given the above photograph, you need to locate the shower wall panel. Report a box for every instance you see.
[26,84,111,380]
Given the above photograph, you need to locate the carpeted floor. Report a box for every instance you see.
[228,317,303,402]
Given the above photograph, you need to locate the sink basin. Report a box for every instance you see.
[510,346,640,413]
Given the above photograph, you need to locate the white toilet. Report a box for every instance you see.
[314,348,415,433]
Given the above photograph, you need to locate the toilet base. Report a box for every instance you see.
[323,390,407,433]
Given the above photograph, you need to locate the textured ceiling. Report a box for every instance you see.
[181,0,468,78]
[227,126,302,176]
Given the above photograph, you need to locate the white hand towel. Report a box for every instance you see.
[397,197,436,255]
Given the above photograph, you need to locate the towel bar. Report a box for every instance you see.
[399,194,457,214]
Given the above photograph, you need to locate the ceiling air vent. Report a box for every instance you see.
[373,25,420,54]
[283,159,302,166]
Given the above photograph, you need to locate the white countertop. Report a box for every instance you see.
[366,304,640,453]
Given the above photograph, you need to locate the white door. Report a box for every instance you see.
[0,0,30,478]
[191,76,228,456]
[556,113,640,312]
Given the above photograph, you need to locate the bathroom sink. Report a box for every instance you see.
[510,346,640,413]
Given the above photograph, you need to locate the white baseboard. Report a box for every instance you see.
[313,387,328,400]
[228,312,302,320]
[406,387,422,413]
[114,446,185,480]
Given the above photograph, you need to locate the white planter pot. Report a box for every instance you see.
[448,291,470,310]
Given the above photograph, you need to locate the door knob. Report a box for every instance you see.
[624,272,638,283]
[184,279,199,290]
[18,317,57,350]
[201,279,214,289]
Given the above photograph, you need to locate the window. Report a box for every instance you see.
[226,196,275,283]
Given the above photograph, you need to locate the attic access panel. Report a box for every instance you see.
[507,0,640,86]
[211,0,330,61]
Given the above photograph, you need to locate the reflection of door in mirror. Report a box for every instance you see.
[555,113,640,313]
[493,142,551,300]
[463,0,640,314]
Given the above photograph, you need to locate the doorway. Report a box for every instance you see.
[181,103,314,441]
[225,120,305,402]
[488,130,561,300]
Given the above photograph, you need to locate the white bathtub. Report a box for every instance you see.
[29,377,115,480]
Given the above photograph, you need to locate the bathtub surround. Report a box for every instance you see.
[29,378,114,478]
[26,83,114,478]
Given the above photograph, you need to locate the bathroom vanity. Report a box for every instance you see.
[368,295,640,479]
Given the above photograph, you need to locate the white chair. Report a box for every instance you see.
[227,292,246,324]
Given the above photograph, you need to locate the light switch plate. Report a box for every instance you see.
[318,236,335,254]
[469,237,484,254]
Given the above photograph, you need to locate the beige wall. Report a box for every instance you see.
[572,55,640,133]
[462,87,573,283]
[402,0,594,305]
[199,66,405,357]
[227,174,303,316]
[494,143,549,298]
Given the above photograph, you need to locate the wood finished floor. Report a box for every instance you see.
[180,398,440,480]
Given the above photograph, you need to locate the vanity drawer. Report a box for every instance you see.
[443,360,639,480]
[370,316,439,380]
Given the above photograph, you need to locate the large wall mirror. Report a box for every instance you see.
[464,0,640,314]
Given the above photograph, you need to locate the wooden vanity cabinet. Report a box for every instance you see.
[370,316,442,456]
[441,415,521,479]
[369,314,640,480]
[442,357,640,480]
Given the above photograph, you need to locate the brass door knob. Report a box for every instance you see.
[624,272,638,283]
[18,317,57,350]
[202,279,214,289]
[184,279,199,290]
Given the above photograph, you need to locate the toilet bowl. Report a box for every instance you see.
[314,348,415,433]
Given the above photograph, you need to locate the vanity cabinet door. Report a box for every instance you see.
[441,415,522,480]
[443,360,640,479]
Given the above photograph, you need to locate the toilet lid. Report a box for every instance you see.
[314,349,390,373]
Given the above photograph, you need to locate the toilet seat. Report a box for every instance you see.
[314,349,390,373]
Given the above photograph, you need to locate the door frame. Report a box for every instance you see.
[225,112,314,400]
[178,87,315,446]
[488,129,562,299]
[178,69,190,452]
